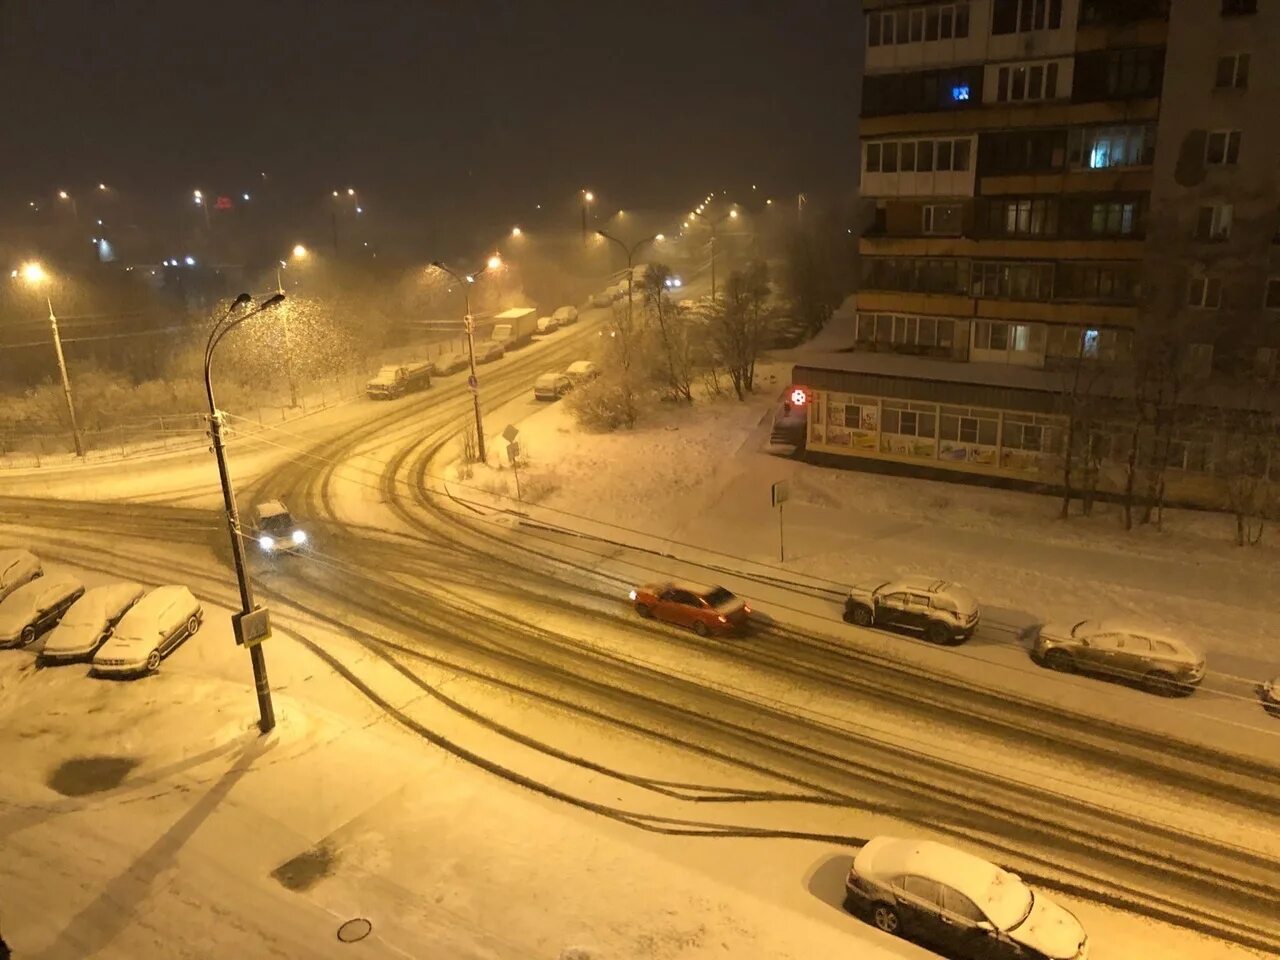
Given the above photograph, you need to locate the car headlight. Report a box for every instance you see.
[292,529,307,544]
[628,590,637,601]
[259,535,275,550]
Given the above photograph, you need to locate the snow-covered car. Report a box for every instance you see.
[844,576,980,644]
[475,340,505,364]
[535,315,560,334]
[533,372,573,401]
[0,573,85,648]
[1259,677,1280,717]
[92,585,202,675]
[564,360,600,385]
[588,292,613,308]
[845,836,1088,960]
[1034,620,1205,696]
[0,548,42,603]
[553,305,579,325]
[432,352,470,376]
[40,581,146,663]
[629,581,750,637]
[252,499,308,556]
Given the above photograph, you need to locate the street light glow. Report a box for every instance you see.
[486,255,502,270]
[583,190,594,202]
[332,190,339,197]
[243,192,251,201]
[58,190,69,200]
[292,244,309,258]
[655,233,664,241]
[683,221,690,228]
[766,198,774,205]
[20,261,47,284]
[729,209,739,219]
[511,226,522,237]
[98,183,107,191]
[347,187,355,196]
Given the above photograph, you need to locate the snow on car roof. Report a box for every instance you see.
[535,372,567,385]
[889,575,953,594]
[566,360,596,373]
[256,500,289,518]
[856,836,1013,912]
[1092,620,1197,653]
[129,585,192,621]
[671,580,719,596]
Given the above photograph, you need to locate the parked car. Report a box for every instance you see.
[0,549,42,603]
[629,581,750,637]
[0,573,85,648]
[40,581,146,663]
[432,352,470,376]
[534,372,573,401]
[365,361,431,400]
[844,836,1088,960]
[1034,620,1205,695]
[1259,677,1280,717]
[588,292,613,308]
[252,500,308,556]
[844,576,980,644]
[536,315,560,334]
[564,360,600,384]
[475,340,505,364]
[553,305,579,325]
[92,585,202,675]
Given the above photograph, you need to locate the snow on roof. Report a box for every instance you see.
[256,499,289,518]
[794,350,1090,395]
[1093,620,1199,654]
[494,307,537,320]
[856,836,1015,915]
[566,360,596,373]
[672,580,718,595]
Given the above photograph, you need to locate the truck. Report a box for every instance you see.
[490,307,539,351]
[365,361,432,400]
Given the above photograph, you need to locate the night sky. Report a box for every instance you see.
[1,1,862,247]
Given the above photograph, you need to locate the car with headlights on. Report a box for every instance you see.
[252,500,308,556]
[0,548,42,603]
[40,581,147,663]
[432,352,470,376]
[92,585,202,675]
[844,576,980,644]
[0,573,85,648]
[629,581,750,636]
[1034,620,1205,696]
[844,836,1088,960]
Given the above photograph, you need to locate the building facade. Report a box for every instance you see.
[787,0,1280,506]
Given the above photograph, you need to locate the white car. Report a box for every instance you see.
[553,305,579,325]
[475,340,505,364]
[92,585,202,675]
[432,352,469,376]
[534,372,573,401]
[253,499,307,556]
[564,360,600,384]
[535,315,560,334]
[1034,619,1205,695]
[0,548,42,603]
[844,576,980,644]
[844,836,1088,960]
[588,292,613,308]
[0,573,85,648]
[40,582,147,663]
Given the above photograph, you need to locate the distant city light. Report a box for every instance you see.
[729,209,739,219]
[347,187,355,196]
[58,190,69,200]
[355,206,363,214]
[98,183,107,191]
[486,255,502,270]
[511,226,522,237]
[243,192,251,201]
[583,190,594,202]
[184,255,196,266]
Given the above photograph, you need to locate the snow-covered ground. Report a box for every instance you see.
[0,547,1259,960]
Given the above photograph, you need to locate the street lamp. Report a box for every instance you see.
[688,206,739,301]
[596,230,662,329]
[17,262,83,457]
[581,189,595,242]
[273,245,311,408]
[204,291,286,735]
[193,189,210,228]
[57,190,78,220]
[432,256,502,464]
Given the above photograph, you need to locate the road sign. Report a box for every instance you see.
[232,606,271,647]
[467,375,478,390]
[771,480,790,507]
[502,423,520,443]
[507,441,520,463]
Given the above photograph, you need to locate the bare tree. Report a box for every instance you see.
[782,213,846,340]
[1056,333,1114,519]
[638,263,694,402]
[710,261,772,400]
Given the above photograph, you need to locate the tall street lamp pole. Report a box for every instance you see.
[580,189,594,243]
[204,291,286,735]
[274,244,309,409]
[596,230,663,330]
[432,256,502,464]
[18,262,83,457]
[689,207,739,301]
[57,190,78,221]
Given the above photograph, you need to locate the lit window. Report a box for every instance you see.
[952,85,971,101]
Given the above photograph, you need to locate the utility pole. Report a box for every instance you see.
[690,206,739,302]
[597,230,663,333]
[433,257,503,464]
[274,265,300,408]
[45,296,83,458]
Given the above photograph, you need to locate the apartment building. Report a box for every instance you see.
[787,0,1280,504]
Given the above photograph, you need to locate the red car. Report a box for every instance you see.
[629,581,750,636]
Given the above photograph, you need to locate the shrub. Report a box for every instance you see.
[564,371,644,432]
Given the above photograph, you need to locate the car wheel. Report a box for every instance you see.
[33,570,44,579]
[692,620,710,638]
[186,615,200,636]
[847,604,874,627]
[1044,649,1074,673]
[924,621,952,645]
[145,649,162,672]
[871,903,901,936]
[19,624,37,647]
[1146,670,1183,697]
[635,603,652,619]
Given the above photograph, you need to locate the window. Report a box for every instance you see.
[1069,125,1154,169]
[1106,48,1157,97]
[988,197,1060,237]
[923,204,963,235]
[1222,0,1258,15]
[863,258,966,295]
[1046,325,1131,362]
[940,408,999,446]
[1265,278,1280,309]
[993,0,1063,33]
[1090,201,1137,236]
[971,262,1054,300]
[951,84,971,101]
[1215,54,1250,89]
[856,313,956,351]
[1188,274,1223,308]
[973,320,1041,355]
[1206,130,1242,166]
[868,3,970,47]
[1058,263,1140,303]
[866,138,970,176]
[1003,416,1049,452]
[1196,204,1233,241]
[996,60,1061,102]
[882,402,937,438]
[865,142,882,173]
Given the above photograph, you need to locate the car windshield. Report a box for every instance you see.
[261,513,293,533]
[702,587,735,607]
[985,872,1036,931]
